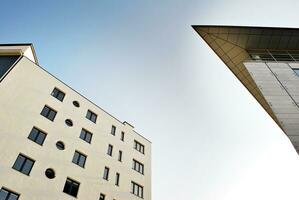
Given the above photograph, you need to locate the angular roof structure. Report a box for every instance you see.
[0,43,38,64]
[193,25,299,131]
[193,25,299,155]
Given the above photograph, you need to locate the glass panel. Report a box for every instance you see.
[78,156,86,167]
[41,106,50,117]
[271,54,293,61]
[0,56,20,78]
[48,111,56,121]
[91,115,97,123]
[72,152,79,164]
[36,133,46,145]
[22,159,34,175]
[294,69,299,76]
[8,193,19,200]
[85,133,91,143]
[63,179,72,194]
[13,155,25,171]
[0,189,9,199]
[86,111,91,119]
[57,93,65,101]
[28,128,38,141]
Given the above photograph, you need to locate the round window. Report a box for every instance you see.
[45,168,55,179]
[73,101,80,107]
[56,141,65,150]
[65,119,73,127]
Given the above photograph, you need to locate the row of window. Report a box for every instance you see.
[107,144,123,162]
[1,183,144,200]
[28,124,143,173]
[248,49,299,62]
[28,126,92,146]
[10,152,144,198]
[247,50,299,77]
[51,88,146,152]
[43,109,144,155]
[41,103,145,154]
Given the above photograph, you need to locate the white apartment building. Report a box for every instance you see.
[0,44,151,200]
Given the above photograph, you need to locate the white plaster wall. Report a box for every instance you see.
[0,56,151,200]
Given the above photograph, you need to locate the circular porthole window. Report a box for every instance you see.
[65,119,73,127]
[56,141,65,150]
[45,168,55,179]
[73,101,80,107]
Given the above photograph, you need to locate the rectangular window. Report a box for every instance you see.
[80,129,93,144]
[63,178,80,197]
[72,151,87,168]
[115,172,120,186]
[107,144,113,156]
[99,193,106,200]
[118,150,122,162]
[0,187,19,200]
[294,69,299,76]
[134,140,145,154]
[51,87,65,102]
[0,55,20,79]
[111,125,116,135]
[133,159,144,175]
[103,167,109,180]
[12,154,35,176]
[131,181,143,198]
[86,110,97,123]
[121,131,125,141]
[40,105,57,121]
[27,127,46,146]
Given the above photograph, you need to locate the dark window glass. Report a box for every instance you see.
[115,173,120,186]
[12,154,35,175]
[51,88,65,102]
[99,193,106,200]
[40,105,57,121]
[294,69,299,76]
[45,168,55,179]
[271,53,293,61]
[63,178,80,197]
[72,151,86,168]
[56,141,65,150]
[121,131,125,141]
[0,187,19,200]
[133,159,144,175]
[80,129,92,143]
[73,101,80,107]
[111,125,116,135]
[65,119,73,127]
[134,140,145,154]
[103,167,109,180]
[131,181,143,198]
[28,127,46,145]
[86,110,97,123]
[0,56,20,79]
[118,151,122,162]
[107,144,113,156]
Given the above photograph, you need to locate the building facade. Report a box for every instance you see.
[194,25,299,153]
[0,44,151,200]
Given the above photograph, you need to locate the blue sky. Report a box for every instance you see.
[3,0,299,199]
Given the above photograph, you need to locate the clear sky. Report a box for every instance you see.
[2,0,299,199]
